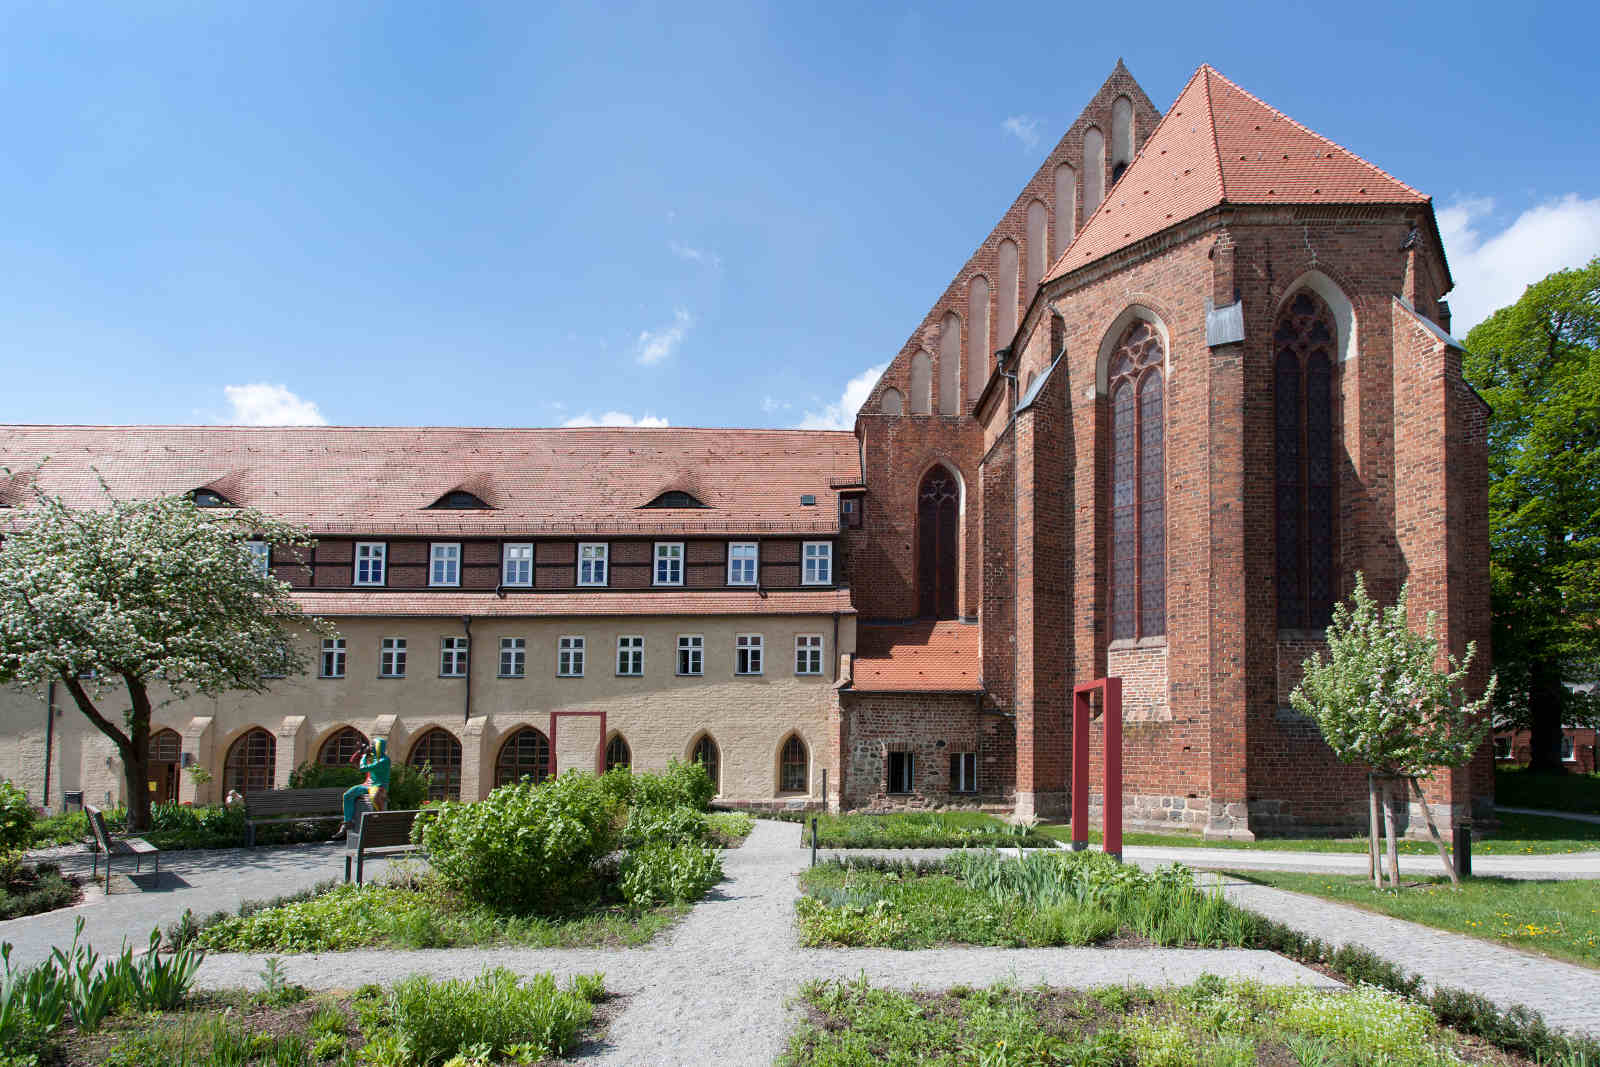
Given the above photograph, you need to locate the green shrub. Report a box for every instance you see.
[0,862,77,920]
[144,802,247,849]
[288,761,364,789]
[0,784,34,853]
[372,968,602,1066]
[417,774,620,912]
[631,760,715,812]
[623,804,707,848]
[620,842,722,906]
[387,762,432,812]
[29,810,91,848]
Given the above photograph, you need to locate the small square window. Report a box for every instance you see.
[802,541,832,585]
[356,542,387,586]
[728,542,758,586]
[617,635,644,676]
[440,636,469,677]
[430,543,462,587]
[654,542,684,586]
[499,637,525,678]
[949,752,978,794]
[677,634,703,676]
[245,540,271,578]
[887,751,915,794]
[579,543,609,587]
[502,543,533,587]
[735,634,763,675]
[795,634,824,675]
[558,636,585,677]
[320,638,346,679]
[379,637,407,678]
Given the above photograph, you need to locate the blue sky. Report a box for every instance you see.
[3,1,1597,430]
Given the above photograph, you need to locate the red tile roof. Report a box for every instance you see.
[1046,65,1427,279]
[850,620,982,693]
[292,589,854,618]
[0,425,860,536]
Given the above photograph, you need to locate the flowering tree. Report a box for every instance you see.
[0,486,328,830]
[1290,573,1495,886]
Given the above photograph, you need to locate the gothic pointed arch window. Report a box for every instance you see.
[916,466,960,619]
[223,727,276,796]
[495,727,552,788]
[1108,320,1165,641]
[1275,290,1338,629]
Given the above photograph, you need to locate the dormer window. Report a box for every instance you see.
[192,489,233,508]
[429,490,492,510]
[643,490,708,509]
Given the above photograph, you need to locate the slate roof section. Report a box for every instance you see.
[0,425,861,536]
[291,589,855,618]
[850,620,982,693]
[1046,65,1428,280]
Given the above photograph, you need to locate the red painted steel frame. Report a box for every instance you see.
[1070,677,1123,860]
[547,710,608,778]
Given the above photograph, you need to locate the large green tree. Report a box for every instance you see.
[1464,258,1600,769]
[0,486,327,830]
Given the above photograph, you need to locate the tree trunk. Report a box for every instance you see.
[1382,778,1401,889]
[1527,657,1567,772]
[1368,775,1381,889]
[122,677,156,832]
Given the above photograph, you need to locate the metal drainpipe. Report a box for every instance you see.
[462,616,473,724]
[43,680,56,808]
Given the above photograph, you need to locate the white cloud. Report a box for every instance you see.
[670,241,722,268]
[1002,115,1041,150]
[561,411,670,428]
[221,383,327,426]
[761,394,789,414]
[635,308,693,366]
[1437,193,1600,333]
[795,363,888,430]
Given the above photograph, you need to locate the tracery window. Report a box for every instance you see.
[495,728,552,788]
[779,735,808,793]
[1108,321,1165,641]
[1274,291,1338,629]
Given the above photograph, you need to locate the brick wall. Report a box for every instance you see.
[838,692,1014,809]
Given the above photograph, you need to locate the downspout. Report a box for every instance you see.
[43,680,56,808]
[462,616,473,724]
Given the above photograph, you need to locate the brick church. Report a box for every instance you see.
[0,62,1493,837]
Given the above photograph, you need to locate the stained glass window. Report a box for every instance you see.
[1107,320,1165,640]
[1274,291,1339,629]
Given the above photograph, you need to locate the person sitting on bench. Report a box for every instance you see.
[332,737,390,840]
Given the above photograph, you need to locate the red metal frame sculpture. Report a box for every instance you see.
[1070,676,1123,860]
[547,710,608,778]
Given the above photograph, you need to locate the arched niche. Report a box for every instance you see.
[938,312,961,415]
[967,276,990,402]
[880,387,904,415]
[909,351,933,415]
[1274,269,1357,364]
[1054,164,1077,250]
[1083,127,1106,213]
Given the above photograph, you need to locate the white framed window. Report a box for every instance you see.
[320,638,346,679]
[379,637,407,678]
[1493,736,1513,760]
[735,634,764,675]
[579,543,609,587]
[499,637,525,678]
[245,540,271,578]
[558,636,586,677]
[502,543,533,586]
[728,542,758,586]
[1562,734,1577,762]
[440,636,469,677]
[355,542,387,586]
[795,634,824,675]
[887,751,915,794]
[802,541,832,585]
[676,634,703,676]
[654,542,684,586]
[616,635,643,676]
[430,543,462,587]
[950,752,978,793]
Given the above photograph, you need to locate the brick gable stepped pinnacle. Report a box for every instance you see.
[1046,64,1429,278]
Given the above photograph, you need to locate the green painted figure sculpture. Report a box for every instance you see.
[333,737,391,839]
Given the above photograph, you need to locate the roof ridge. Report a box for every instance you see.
[1200,65,1227,202]
[1203,64,1426,201]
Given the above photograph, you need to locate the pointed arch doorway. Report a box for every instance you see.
[916,466,960,619]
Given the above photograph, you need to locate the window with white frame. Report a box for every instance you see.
[502,543,533,586]
[795,634,824,675]
[430,543,462,587]
[499,637,525,678]
[616,635,643,676]
[1562,734,1576,761]
[802,541,832,585]
[245,540,271,578]
[558,636,585,677]
[654,542,684,586]
[579,543,609,586]
[1493,735,1513,760]
[677,634,703,676]
[355,542,387,586]
[728,542,758,585]
[440,636,469,677]
[949,752,978,793]
[887,751,915,794]
[379,637,406,677]
[320,638,346,679]
[735,634,763,675]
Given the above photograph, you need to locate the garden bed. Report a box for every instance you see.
[798,811,1054,849]
[780,976,1522,1066]
[0,859,80,919]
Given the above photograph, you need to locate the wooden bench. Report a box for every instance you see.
[344,809,434,885]
[85,804,159,895]
[241,787,349,847]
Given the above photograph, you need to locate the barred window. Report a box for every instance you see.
[1274,290,1338,629]
[224,728,276,795]
[319,726,367,766]
[1109,320,1165,641]
[605,734,631,771]
[495,728,551,787]
[780,735,808,793]
[408,728,462,802]
[692,735,720,793]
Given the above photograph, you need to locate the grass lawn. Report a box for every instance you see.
[797,851,1254,949]
[1495,766,1600,814]
[780,975,1497,1066]
[802,810,1054,848]
[1039,809,1600,856]
[1229,869,1600,969]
